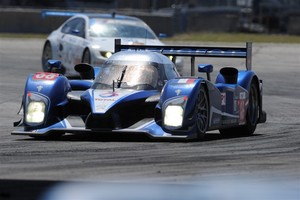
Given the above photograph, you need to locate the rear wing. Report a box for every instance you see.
[114,39,252,76]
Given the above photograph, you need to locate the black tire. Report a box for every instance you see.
[41,42,52,72]
[195,84,210,139]
[220,80,259,137]
[82,49,91,64]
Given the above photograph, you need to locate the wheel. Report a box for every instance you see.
[244,79,259,134]
[41,42,52,72]
[219,80,259,137]
[195,84,209,139]
[82,49,91,64]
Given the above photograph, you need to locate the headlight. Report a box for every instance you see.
[167,55,174,61]
[100,51,112,58]
[164,105,184,128]
[25,101,46,123]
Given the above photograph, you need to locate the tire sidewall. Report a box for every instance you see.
[82,49,91,64]
[195,84,209,139]
[42,42,52,72]
[245,80,259,134]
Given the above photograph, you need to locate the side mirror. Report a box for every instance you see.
[198,64,213,81]
[198,64,213,73]
[74,63,95,80]
[158,33,167,38]
[72,29,80,34]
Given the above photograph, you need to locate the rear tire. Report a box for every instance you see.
[195,85,209,139]
[220,80,259,137]
[41,42,52,72]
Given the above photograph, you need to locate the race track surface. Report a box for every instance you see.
[0,38,299,199]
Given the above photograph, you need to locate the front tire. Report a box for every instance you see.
[82,49,91,64]
[41,42,52,72]
[195,85,209,139]
[220,80,259,137]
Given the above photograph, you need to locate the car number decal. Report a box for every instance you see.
[32,72,59,81]
[177,79,195,84]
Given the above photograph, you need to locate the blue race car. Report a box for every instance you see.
[12,39,266,140]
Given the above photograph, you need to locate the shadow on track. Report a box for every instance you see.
[20,131,263,143]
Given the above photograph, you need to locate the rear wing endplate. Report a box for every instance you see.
[114,39,252,76]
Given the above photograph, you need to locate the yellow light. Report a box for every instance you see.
[104,52,112,58]
[101,51,112,58]
[168,56,173,61]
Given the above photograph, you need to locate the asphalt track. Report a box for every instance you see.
[0,38,299,199]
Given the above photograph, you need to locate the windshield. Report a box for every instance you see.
[88,18,157,39]
[93,64,159,90]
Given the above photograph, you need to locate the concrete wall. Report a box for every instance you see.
[186,12,239,32]
[0,8,176,35]
[0,8,240,35]
[287,14,300,35]
[0,9,69,34]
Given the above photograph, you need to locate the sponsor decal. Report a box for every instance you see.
[95,98,115,101]
[238,99,246,124]
[239,92,246,100]
[99,92,119,98]
[175,89,181,96]
[37,85,43,92]
[93,90,133,113]
[221,92,226,106]
[177,79,195,84]
[32,72,59,81]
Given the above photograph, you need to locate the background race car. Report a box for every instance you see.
[41,11,183,77]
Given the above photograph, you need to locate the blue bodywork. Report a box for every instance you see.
[12,41,266,140]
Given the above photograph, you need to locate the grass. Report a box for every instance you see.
[1,32,300,43]
[164,32,300,43]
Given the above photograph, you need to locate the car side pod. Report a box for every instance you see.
[198,64,213,81]
[74,63,95,79]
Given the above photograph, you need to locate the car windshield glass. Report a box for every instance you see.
[93,64,158,90]
[88,18,156,39]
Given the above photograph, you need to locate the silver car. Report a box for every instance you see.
[42,13,164,77]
